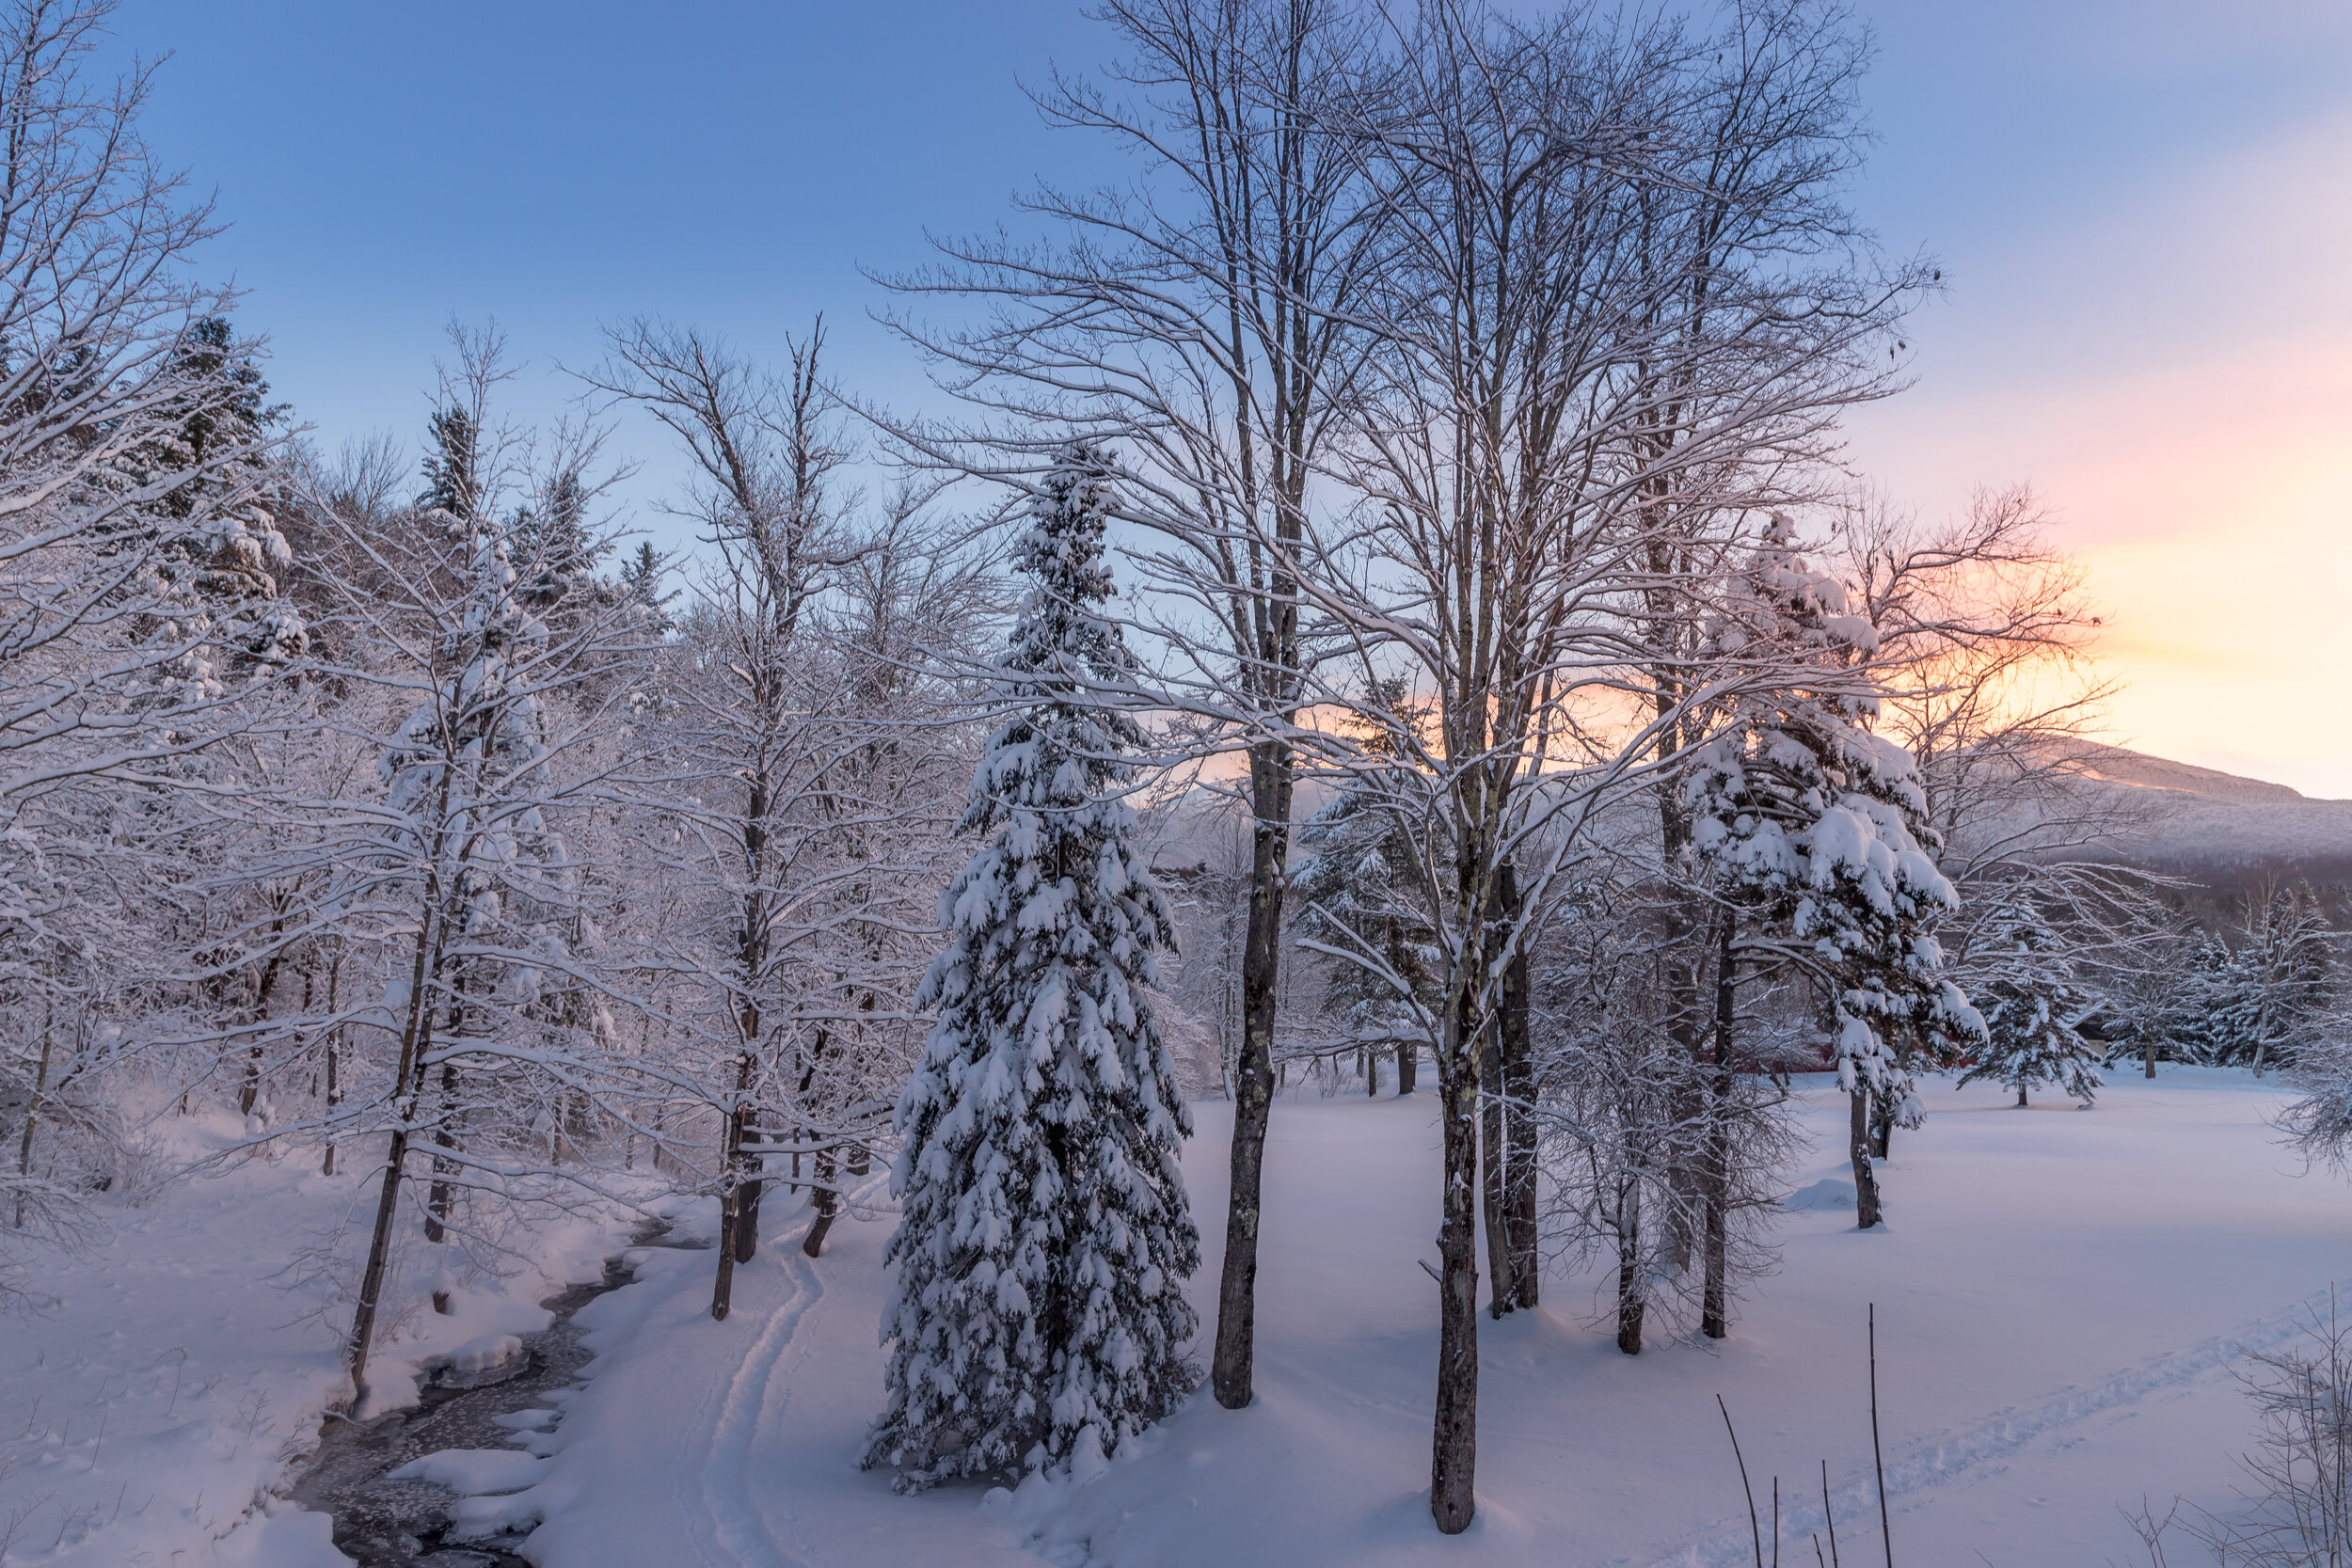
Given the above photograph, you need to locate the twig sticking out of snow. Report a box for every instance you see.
[1871,1304,1892,1568]
[1720,1395,1764,1568]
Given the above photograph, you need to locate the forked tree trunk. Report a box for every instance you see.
[1849,1086,1882,1229]
[1212,742,1292,1410]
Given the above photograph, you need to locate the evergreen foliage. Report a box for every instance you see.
[1687,519,1983,1112]
[2174,884,2336,1069]
[1957,894,2103,1106]
[865,442,1200,1492]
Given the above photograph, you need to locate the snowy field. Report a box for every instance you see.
[4,1069,2345,1567]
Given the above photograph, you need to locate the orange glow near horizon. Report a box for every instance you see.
[1844,103,2352,800]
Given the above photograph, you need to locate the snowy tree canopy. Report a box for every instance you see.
[1688,518,1984,1114]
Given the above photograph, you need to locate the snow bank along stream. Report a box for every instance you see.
[288,1224,706,1567]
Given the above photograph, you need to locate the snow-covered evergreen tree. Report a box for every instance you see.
[1687,518,1982,1227]
[865,442,1200,1492]
[1958,894,2102,1107]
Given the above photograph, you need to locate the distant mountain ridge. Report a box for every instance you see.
[2070,744,2312,806]
[2064,745,2352,881]
[1140,745,2352,888]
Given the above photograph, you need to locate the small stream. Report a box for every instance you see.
[290,1227,707,1567]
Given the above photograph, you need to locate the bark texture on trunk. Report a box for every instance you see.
[734,1126,765,1266]
[1212,743,1292,1409]
[347,1128,410,1396]
[710,1049,755,1321]
[425,1060,458,1244]
[1431,1033,1481,1534]
[1479,864,1538,1318]
[1615,1183,1644,1354]
[803,1145,839,1258]
[1701,917,1734,1339]
[1480,1036,1512,1317]
[1849,1086,1882,1229]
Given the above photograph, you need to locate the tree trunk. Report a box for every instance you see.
[1479,864,1536,1319]
[1849,1086,1882,1229]
[2143,1030,2156,1079]
[347,1128,411,1398]
[803,1145,839,1258]
[1431,998,1481,1534]
[1397,1039,1416,1095]
[1498,863,1536,1310]
[734,1127,764,1266]
[425,1060,458,1243]
[1480,1024,1512,1318]
[1212,741,1292,1410]
[321,1036,340,1177]
[13,1002,54,1230]
[348,910,441,1393]
[2016,1084,2028,1109]
[1615,1182,1644,1354]
[1502,990,1536,1310]
[711,1048,754,1321]
[321,943,344,1178]
[1701,918,1734,1338]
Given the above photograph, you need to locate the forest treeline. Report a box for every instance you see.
[3,0,2349,1538]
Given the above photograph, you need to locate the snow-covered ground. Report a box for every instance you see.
[0,1106,628,1567]
[7,1070,2346,1566]
[408,1068,2344,1567]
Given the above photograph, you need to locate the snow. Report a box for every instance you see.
[8,1073,2348,1566]
[0,1102,633,1567]
[386,1448,548,1494]
[401,1068,2352,1567]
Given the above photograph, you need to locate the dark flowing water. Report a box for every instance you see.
[289,1227,705,1567]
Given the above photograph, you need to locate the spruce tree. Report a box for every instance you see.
[865,442,1200,1492]
[1688,519,1983,1228]
[1959,895,2102,1107]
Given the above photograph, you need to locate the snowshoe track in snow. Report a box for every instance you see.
[1626,1284,2344,1566]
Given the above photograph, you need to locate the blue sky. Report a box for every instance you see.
[111,0,2352,792]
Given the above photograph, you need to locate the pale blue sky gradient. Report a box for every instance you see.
[107,0,2352,791]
